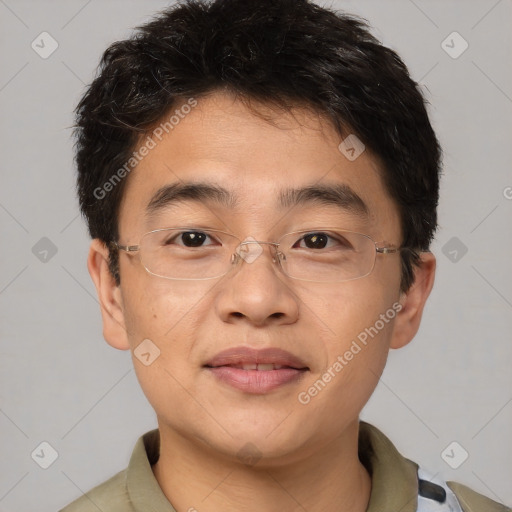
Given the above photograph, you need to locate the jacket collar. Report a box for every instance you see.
[126,421,420,511]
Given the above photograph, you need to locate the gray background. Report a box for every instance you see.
[0,0,511,510]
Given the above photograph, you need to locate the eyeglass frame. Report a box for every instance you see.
[110,226,405,283]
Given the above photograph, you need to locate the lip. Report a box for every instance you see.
[205,346,309,369]
[204,346,309,394]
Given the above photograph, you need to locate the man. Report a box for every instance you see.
[61,0,510,510]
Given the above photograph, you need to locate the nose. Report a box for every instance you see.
[214,239,299,327]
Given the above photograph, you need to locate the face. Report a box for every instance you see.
[90,91,434,466]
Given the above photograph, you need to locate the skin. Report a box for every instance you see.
[88,91,435,512]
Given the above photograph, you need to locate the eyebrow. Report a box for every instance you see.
[145,182,237,220]
[145,181,369,220]
[278,183,369,217]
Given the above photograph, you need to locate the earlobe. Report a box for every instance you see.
[390,252,436,349]
[87,239,131,351]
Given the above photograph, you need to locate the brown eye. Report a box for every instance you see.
[293,232,354,251]
[302,233,328,249]
[180,231,208,247]
[164,231,214,248]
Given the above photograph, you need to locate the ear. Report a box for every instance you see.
[390,252,436,349]
[87,239,130,350]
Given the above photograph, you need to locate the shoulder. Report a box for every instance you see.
[59,468,133,512]
[447,481,511,512]
[359,422,510,512]
[416,468,510,512]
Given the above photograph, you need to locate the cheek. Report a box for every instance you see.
[299,268,400,344]
[120,277,206,395]
[120,278,210,423]
[296,276,400,409]
[122,275,211,342]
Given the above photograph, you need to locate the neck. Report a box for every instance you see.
[152,420,371,512]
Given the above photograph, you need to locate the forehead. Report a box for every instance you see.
[118,92,399,238]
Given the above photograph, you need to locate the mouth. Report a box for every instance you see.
[204,347,309,394]
[214,363,298,370]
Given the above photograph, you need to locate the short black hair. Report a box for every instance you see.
[74,0,442,292]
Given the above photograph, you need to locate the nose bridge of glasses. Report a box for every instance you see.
[233,237,282,267]
[238,239,279,249]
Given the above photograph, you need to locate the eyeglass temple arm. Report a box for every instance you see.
[376,246,400,254]
[111,242,140,253]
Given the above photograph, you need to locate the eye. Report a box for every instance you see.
[165,230,217,248]
[293,232,352,250]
